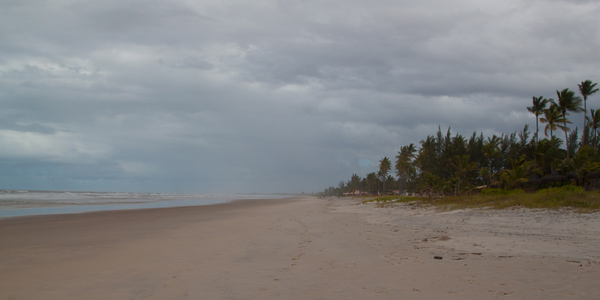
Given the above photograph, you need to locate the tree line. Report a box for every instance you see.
[323,80,599,197]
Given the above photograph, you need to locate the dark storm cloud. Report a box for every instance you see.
[1,0,599,193]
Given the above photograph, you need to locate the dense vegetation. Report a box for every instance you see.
[362,185,600,212]
[323,80,600,197]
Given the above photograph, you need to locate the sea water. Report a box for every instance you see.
[0,190,290,219]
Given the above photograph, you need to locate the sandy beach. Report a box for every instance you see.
[1,196,599,299]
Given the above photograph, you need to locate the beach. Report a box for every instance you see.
[1,196,599,299]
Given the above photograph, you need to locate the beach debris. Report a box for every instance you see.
[457,252,483,258]
[438,235,450,241]
[434,256,443,260]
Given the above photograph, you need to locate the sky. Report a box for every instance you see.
[1,0,599,194]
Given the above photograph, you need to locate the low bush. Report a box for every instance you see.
[363,186,600,212]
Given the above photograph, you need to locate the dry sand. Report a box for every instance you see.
[1,196,599,299]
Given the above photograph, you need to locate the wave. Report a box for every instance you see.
[0,190,290,218]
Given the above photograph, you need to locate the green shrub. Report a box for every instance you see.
[481,188,525,196]
[535,186,585,199]
[362,186,600,212]
[362,195,422,206]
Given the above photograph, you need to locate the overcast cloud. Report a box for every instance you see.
[1,0,599,193]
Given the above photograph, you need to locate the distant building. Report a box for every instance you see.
[342,190,369,196]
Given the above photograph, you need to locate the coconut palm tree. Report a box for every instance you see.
[395,144,417,193]
[378,157,392,194]
[578,80,599,137]
[527,96,549,143]
[450,155,477,195]
[483,135,501,185]
[500,156,535,189]
[587,109,600,147]
[572,145,600,186]
[540,101,568,139]
[556,88,584,158]
[533,137,563,175]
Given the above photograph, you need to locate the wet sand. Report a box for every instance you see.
[1,196,599,299]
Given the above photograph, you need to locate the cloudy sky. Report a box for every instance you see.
[1,0,599,193]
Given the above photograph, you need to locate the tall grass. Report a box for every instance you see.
[362,186,600,212]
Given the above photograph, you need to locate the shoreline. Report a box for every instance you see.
[0,196,297,224]
[0,194,294,219]
[2,196,599,299]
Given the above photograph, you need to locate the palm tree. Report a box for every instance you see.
[500,156,535,189]
[395,144,417,193]
[533,137,563,175]
[572,145,600,186]
[578,80,599,140]
[540,101,568,139]
[378,157,392,194]
[483,135,500,185]
[450,155,477,195]
[556,88,584,158]
[587,109,600,147]
[527,96,549,142]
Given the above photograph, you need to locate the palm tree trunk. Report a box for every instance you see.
[536,117,539,142]
[564,119,569,159]
[488,162,492,185]
[584,96,589,146]
[455,178,460,196]
[584,97,587,135]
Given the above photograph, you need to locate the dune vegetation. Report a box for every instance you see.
[361,185,600,212]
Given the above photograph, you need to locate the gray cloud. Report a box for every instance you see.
[1,0,599,193]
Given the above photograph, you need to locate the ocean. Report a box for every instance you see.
[0,190,290,219]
